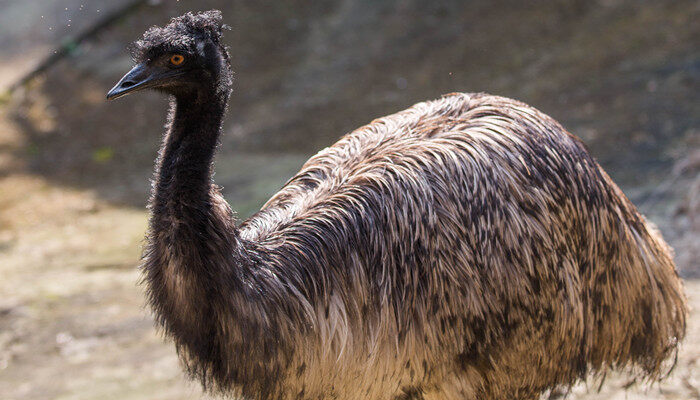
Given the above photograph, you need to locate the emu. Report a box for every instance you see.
[107,10,686,400]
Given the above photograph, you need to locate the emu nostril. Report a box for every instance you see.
[121,80,136,88]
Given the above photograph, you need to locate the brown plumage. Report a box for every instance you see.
[107,11,687,400]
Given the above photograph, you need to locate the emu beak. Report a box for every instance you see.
[106,62,155,100]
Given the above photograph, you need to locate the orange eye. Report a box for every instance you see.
[170,54,184,65]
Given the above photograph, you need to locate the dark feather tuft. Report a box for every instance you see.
[131,10,225,61]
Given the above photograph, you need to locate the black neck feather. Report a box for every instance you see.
[151,90,228,222]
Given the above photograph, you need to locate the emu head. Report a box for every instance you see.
[107,10,231,100]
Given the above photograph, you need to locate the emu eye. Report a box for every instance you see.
[170,54,185,66]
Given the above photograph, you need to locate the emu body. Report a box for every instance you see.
[108,11,687,400]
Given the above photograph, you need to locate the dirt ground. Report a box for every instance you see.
[0,1,698,399]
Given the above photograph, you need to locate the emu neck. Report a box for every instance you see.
[159,92,224,193]
[152,90,229,235]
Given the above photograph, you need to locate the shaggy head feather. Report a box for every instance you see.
[132,10,227,62]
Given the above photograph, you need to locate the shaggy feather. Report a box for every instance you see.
[132,10,226,61]
[123,10,687,400]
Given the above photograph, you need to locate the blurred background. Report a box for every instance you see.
[0,0,697,399]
